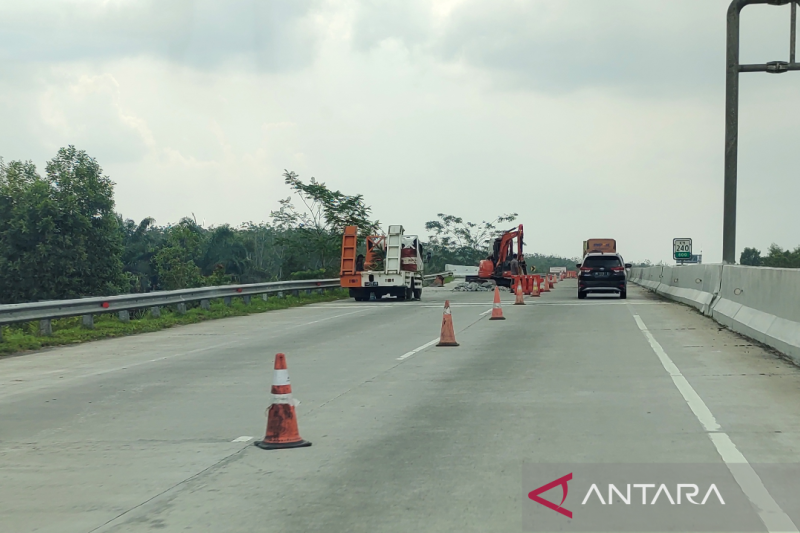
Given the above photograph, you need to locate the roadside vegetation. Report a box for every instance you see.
[740,245,800,268]
[0,150,377,304]
[0,289,347,356]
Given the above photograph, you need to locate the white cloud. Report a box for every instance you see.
[1,0,798,263]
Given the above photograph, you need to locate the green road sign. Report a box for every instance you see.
[673,238,692,260]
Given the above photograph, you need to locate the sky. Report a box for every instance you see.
[1,0,798,264]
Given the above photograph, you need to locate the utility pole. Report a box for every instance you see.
[723,0,799,264]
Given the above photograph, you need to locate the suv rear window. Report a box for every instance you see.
[583,256,622,268]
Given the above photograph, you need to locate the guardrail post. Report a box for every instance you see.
[292,290,299,297]
[82,314,94,329]
[150,306,161,318]
[305,289,311,296]
[39,319,52,336]
[201,299,210,310]
[0,326,3,342]
[242,295,251,305]
[277,291,284,298]
[118,310,130,323]
[261,294,268,301]
[223,296,232,306]
[177,303,187,315]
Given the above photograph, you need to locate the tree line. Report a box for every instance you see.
[0,148,377,304]
[1,147,581,305]
[740,245,800,268]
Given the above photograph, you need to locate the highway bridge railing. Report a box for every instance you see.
[0,271,453,336]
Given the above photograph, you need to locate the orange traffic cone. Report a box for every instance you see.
[531,277,540,297]
[437,300,459,346]
[489,286,506,320]
[514,279,525,305]
[255,353,311,450]
[541,276,551,293]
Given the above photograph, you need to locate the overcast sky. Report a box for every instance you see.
[1,0,798,263]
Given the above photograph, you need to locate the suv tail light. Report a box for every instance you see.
[579,267,592,272]
[610,266,625,272]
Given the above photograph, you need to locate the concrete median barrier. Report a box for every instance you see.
[654,264,722,315]
[630,265,800,365]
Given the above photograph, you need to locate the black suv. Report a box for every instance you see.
[577,253,631,299]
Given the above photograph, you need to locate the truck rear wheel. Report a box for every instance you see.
[413,288,422,300]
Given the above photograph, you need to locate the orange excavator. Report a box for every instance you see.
[466,224,527,288]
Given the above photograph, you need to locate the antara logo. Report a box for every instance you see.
[528,474,725,519]
[528,473,573,519]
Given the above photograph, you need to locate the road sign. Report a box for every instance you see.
[678,254,702,265]
[673,238,692,260]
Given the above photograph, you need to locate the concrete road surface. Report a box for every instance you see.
[2,281,800,532]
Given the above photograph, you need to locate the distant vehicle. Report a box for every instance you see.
[583,238,616,257]
[577,253,631,299]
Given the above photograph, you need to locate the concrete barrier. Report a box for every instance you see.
[655,264,722,315]
[445,264,479,277]
[630,265,800,365]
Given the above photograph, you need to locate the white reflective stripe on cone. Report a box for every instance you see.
[269,394,299,408]
[272,369,290,386]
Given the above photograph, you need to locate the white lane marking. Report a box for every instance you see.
[231,436,253,443]
[397,338,440,361]
[479,309,492,316]
[633,315,719,432]
[1,309,374,399]
[633,313,798,533]
[85,341,243,380]
[298,305,403,309]
[287,309,371,328]
[420,302,666,308]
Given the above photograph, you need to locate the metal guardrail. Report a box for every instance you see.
[0,279,341,326]
[0,271,454,327]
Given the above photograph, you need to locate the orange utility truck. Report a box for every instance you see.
[340,225,424,301]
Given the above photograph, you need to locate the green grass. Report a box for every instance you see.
[443,275,455,284]
[0,289,349,357]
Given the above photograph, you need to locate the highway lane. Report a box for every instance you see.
[2,281,800,532]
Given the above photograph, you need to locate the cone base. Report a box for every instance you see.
[254,439,312,450]
[436,341,460,346]
[514,302,525,306]
[489,316,506,320]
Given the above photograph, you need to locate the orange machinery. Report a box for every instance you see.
[467,224,526,289]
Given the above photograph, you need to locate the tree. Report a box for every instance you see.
[739,247,762,266]
[425,213,518,252]
[153,218,205,290]
[200,225,249,280]
[121,216,164,292]
[0,148,126,303]
[270,170,380,276]
[283,170,379,236]
[762,243,800,269]
[423,213,518,272]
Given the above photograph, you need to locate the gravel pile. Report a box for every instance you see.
[452,281,494,292]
